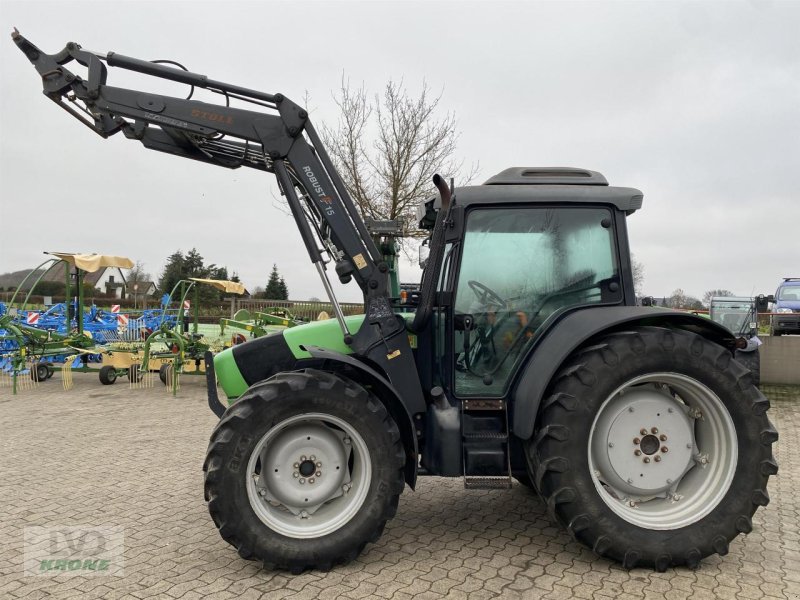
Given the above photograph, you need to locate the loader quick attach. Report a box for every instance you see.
[13,30,778,573]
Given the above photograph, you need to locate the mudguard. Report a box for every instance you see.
[511,306,736,439]
[301,345,420,489]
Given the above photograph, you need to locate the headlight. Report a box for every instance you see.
[777,307,793,314]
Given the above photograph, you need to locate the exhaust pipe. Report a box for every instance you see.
[432,174,452,211]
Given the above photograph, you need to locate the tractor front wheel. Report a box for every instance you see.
[526,326,777,570]
[203,369,405,572]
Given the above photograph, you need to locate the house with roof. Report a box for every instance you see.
[126,281,157,298]
[39,261,128,299]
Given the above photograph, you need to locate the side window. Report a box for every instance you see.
[454,207,620,396]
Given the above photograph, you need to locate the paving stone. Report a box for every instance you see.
[0,375,796,600]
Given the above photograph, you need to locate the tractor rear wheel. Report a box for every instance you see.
[735,349,760,388]
[203,369,405,572]
[526,326,777,570]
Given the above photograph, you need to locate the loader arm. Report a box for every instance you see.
[12,30,424,404]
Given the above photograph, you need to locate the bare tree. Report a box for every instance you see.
[125,260,151,307]
[125,260,151,287]
[668,288,687,309]
[703,288,735,307]
[631,253,645,296]
[321,77,477,239]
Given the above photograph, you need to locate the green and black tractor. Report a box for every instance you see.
[15,31,777,573]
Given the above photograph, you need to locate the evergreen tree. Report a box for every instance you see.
[158,249,238,304]
[277,277,289,300]
[264,264,283,299]
[158,251,186,296]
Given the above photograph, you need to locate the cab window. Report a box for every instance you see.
[453,206,620,396]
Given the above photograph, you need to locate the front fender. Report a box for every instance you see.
[301,345,419,490]
[511,306,735,439]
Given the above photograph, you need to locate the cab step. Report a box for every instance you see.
[463,431,508,441]
[464,476,513,489]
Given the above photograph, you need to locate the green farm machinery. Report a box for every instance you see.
[99,277,246,392]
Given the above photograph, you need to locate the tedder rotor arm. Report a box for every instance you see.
[13,30,424,407]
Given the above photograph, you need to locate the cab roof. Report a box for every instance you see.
[418,167,644,229]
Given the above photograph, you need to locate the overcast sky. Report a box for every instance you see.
[1,0,798,303]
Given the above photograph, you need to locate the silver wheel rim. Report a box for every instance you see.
[246,413,371,538]
[588,373,737,530]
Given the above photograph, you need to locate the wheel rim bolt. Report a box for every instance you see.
[299,478,306,484]
[293,463,300,469]
[627,478,633,483]
[633,437,641,445]
[660,434,667,441]
[293,472,299,478]
[608,442,614,448]
[300,455,307,461]
[309,478,315,484]
[316,462,322,468]
[634,450,642,456]
[640,428,647,435]
[661,447,668,453]
[654,456,661,462]
[309,455,316,461]
[315,471,321,477]
[344,438,351,445]
[651,427,658,434]
[643,457,651,463]
[300,511,308,518]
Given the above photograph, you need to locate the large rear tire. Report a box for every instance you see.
[203,369,405,572]
[526,326,777,570]
[735,349,760,388]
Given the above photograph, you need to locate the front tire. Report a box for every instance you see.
[99,365,117,385]
[203,370,405,572]
[526,327,777,570]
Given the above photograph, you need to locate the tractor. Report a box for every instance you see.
[14,31,777,572]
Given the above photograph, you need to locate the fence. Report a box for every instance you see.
[229,298,365,322]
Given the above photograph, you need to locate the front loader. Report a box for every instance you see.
[13,31,777,572]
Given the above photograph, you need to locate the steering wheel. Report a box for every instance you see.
[468,280,505,309]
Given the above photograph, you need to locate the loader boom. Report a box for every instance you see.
[12,30,424,404]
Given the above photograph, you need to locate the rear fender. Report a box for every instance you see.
[300,345,419,489]
[512,306,735,439]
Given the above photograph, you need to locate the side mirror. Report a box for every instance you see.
[419,238,431,269]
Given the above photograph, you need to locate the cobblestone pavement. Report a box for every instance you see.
[0,375,798,600]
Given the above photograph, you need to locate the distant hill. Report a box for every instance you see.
[0,269,44,291]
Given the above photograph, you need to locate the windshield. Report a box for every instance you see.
[777,286,800,301]
[710,299,753,334]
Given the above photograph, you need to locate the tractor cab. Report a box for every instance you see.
[417,168,641,397]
